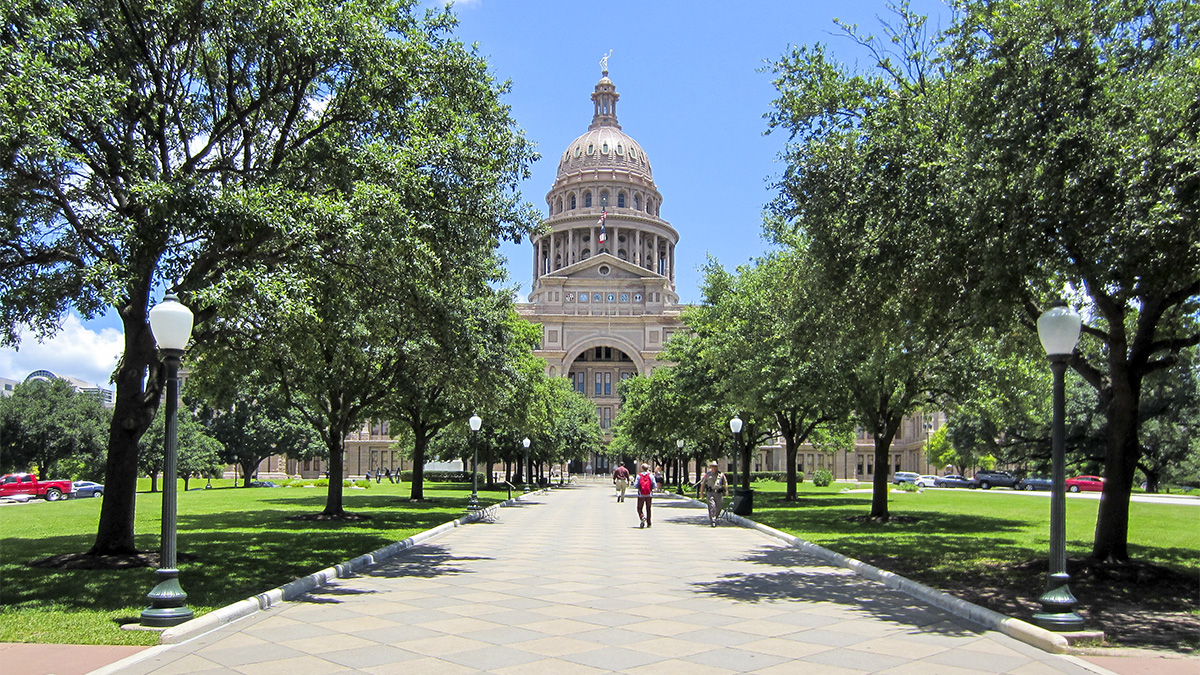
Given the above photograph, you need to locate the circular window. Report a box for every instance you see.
[607,293,616,302]
[598,265,610,276]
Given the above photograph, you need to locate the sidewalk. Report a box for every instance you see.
[9,485,1198,674]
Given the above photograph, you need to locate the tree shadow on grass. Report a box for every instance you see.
[689,545,980,636]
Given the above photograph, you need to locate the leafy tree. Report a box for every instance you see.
[766,1,1198,544]
[138,405,224,492]
[766,5,993,520]
[945,0,1200,560]
[0,379,108,478]
[0,0,534,554]
[190,384,321,488]
[685,253,850,499]
[386,301,541,502]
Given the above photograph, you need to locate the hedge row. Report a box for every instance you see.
[398,470,487,483]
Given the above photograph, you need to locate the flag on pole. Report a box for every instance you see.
[597,208,607,244]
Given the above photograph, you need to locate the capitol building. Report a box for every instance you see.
[516,65,686,475]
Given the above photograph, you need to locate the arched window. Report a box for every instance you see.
[600,190,609,207]
[584,192,592,208]
[634,194,641,211]
[555,196,563,214]
[617,192,626,208]
[570,194,577,210]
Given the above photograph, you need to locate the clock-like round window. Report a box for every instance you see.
[607,293,616,302]
[598,265,610,276]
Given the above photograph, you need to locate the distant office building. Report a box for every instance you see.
[1,376,18,397]
[21,369,115,407]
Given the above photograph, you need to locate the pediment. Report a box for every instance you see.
[546,253,661,281]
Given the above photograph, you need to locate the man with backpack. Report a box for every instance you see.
[636,463,657,528]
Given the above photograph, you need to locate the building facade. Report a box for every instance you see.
[516,67,686,474]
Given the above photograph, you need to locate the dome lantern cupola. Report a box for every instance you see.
[590,70,620,130]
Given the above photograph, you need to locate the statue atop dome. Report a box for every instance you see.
[600,50,612,76]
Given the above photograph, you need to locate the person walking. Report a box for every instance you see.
[698,460,728,527]
[653,465,665,494]
[635,463,656,528]
[612,464,630,502]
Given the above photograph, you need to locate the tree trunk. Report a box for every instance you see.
[870,436,892,520]
[240,459,255,487]
[90,314,159,556]
[784,433,798,500]
[409,428,428,501]
[149,472,159,493]
[321,434,346,516]
[740,442,752,491]
[1091,371,1141,561]
[485,444,494,489]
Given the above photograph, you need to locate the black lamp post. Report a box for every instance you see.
[1033,301,1085,631]
[729,416,752,515]
[522,437,531,493]
[141,294,195,627]
[675,439,686,494]
[467,414,482,513]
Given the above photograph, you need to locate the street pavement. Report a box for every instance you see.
[105,484,1126,674]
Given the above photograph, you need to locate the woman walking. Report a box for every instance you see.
[698,461,727,527]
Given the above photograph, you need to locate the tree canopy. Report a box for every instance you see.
[765,0,1199,548]
[0,0,537,551]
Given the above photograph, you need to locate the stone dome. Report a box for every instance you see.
[554,72,653,182]
[556,126,653,181]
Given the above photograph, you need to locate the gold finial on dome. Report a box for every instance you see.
[600,49,612,76]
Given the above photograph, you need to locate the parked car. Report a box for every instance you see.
[969,470,1018,490]
[1065,475,1104,492]
[892,472,921,485]
[915,475,940,488]
[249,480,281,488]
[72,480,104,498]
[1015,476,1052,491]
[1,473,75,501]
[934,474,972,488]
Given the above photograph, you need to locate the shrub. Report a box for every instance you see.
[797,472,805,484]
[313,479,328,487]
[398,470,485,484]
[812,469,834,487]
[351,480,371,489]
[897,481,919,492]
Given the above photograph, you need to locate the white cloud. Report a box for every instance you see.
[0,315,124,388]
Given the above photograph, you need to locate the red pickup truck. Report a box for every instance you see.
[1,473,76,501]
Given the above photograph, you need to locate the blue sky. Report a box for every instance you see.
[0,0,951,387]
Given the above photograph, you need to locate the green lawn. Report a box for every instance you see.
[0,479,512,645]
[747,481,1198,575]
[743,480,1199,650]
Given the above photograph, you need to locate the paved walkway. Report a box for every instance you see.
[109,485,1122,674]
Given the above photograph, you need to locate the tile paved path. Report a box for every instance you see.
[113,484,1112,674]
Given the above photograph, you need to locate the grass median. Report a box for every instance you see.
[741,480,1199,652]
[0,478,515,645]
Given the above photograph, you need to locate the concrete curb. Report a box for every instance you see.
[157,489,550,645]
[678,494,1072,656]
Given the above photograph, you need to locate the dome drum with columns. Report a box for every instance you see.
[518,65,686,456]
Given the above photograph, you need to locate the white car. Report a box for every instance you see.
[915,475,940,488]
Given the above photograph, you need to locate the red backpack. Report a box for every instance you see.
[637,472,653,495]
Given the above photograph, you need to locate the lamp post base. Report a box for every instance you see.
[522,484,530,493]
[732,488,754,515]
[140,568,194,627]
[466,494,482,513]
[1033,573,1084,632]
